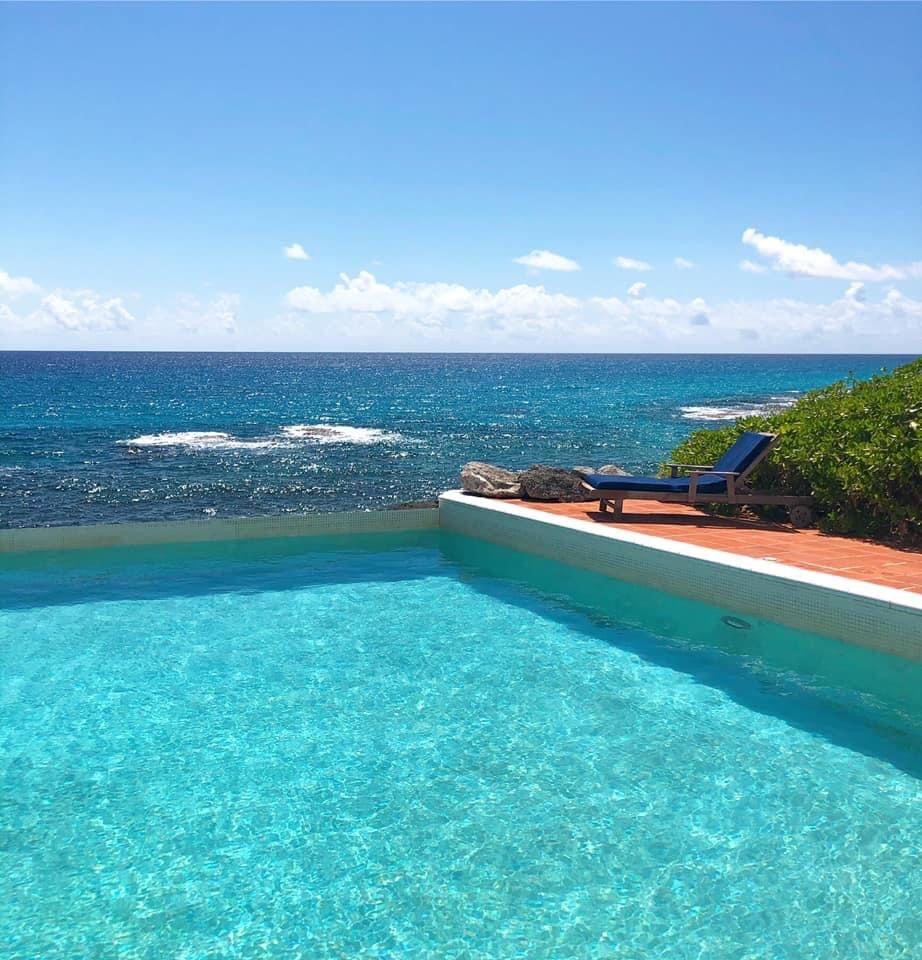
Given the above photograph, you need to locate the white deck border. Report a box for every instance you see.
[439,490,922,660]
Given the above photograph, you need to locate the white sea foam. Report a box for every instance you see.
[118,431,277,450]
[679,395,799,422]
[680,405,772,421]
[280,424,403,444]
[118,424,404,451]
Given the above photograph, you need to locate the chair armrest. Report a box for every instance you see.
[687,470,740,498]
[667,462,714,477]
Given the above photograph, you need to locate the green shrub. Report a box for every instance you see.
[664,359,922,542]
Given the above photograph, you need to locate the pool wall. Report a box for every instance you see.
[0,507,439,553]
[4,496,920,661]
[439,491,922,662]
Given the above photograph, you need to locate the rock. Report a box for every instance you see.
[520,465,597,502]
[460,461,522,498]
[572,464,631,478]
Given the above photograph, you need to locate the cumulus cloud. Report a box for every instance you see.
[38,290,134,331]
[0,268,41,298]
[282,269,921,351]
[627,282,647,298]
[513,249,581,272]
[0,303,20,328]
[191,292,239,334]
[740,259,767,274]
[0,281,243,344]
[614,256,652,272]
[209,293,239,333]
[283,243,311,261]
[150,292,240,336]
[590,293,713,340]
[288,272,580,333]
[674,257,695,269]
[844,281,866,303]
[741,227,922,282]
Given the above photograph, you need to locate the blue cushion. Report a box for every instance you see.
[713,431,773,475]
[582,473,727,493]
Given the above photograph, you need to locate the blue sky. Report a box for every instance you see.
[1,2,920,351]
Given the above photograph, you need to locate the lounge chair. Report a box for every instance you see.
[581,431,815,527]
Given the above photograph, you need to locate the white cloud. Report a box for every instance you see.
[741,227,922,282]
[283,243,311,261]
[282,270,921,351]
[287,271,580,331]
[186,293,239,334]
[150,292,240,336]
[38,290,134,331]
[674,257,695,270]
[0,303,20,327]
[513,249,581,272]
[209,293,239,333]
[4,259,919,353]
[724,285,922,341]
[614,256,652,272]
[0,269,41,298]
[740,259,767,274]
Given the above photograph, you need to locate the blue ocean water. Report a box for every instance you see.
[1,533,920,958]
[0,352,915,527]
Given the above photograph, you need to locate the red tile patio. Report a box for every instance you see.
[509,499,922,594]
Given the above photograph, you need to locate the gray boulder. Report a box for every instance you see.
[460,461,522,498]
[520,465,597,502]
[572,464,631,478]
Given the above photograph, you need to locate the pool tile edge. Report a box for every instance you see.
[0,507,440,553]
[439,491,922,661]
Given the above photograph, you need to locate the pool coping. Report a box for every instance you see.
[439,491,922,660]
[438,491,922,613]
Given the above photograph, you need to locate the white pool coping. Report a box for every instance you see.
[439,490,922,660]
[438,491,922,611]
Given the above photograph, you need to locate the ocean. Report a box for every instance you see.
[0,352,914,528]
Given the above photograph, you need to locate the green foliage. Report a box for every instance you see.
[665,359,922,542]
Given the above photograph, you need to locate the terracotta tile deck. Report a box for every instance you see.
[509,499,922,595]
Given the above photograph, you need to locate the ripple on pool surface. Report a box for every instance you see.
[1,536,920,958]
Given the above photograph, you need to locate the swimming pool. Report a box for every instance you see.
[2,531,921,958]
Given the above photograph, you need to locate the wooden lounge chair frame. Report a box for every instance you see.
[585,433,815,527]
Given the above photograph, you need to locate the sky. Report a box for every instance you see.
[1,1,920,353]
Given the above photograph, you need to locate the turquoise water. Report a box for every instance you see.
[2,533,921,958]
[1,352,915,527]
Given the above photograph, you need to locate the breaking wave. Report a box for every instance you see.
[118,424,405,451]
[280,424,403,444]
[118,431,275,450]
[679,394,800,422]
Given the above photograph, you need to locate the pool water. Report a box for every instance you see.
[1,533,921,958]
